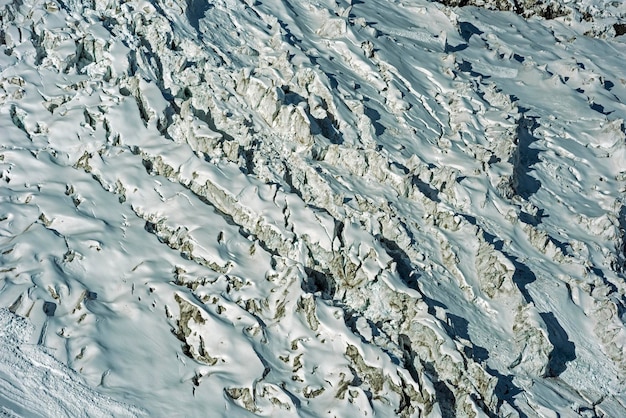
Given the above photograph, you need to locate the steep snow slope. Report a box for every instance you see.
[1,0,625,416]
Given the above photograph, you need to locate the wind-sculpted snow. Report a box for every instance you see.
[1,0,625,416]
[437,0,626,38]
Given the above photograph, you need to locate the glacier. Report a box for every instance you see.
[1,0,625,416]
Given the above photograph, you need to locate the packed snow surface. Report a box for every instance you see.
[1,0,626,416]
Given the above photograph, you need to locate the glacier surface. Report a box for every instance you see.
[1,0,626,416]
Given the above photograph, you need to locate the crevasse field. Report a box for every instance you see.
[1,0,625,416]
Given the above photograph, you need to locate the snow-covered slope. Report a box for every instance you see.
[1,0,625,416]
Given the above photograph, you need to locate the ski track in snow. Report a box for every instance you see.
[1,0,625,416]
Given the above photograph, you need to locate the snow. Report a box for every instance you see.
[0,309,143,417]
[1,0,625,416]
